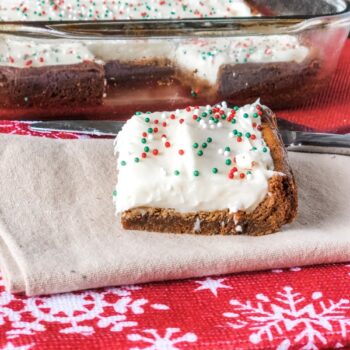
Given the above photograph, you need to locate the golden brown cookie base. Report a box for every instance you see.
[121,108,298,236]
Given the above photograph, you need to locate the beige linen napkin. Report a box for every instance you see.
[0,134,349,296]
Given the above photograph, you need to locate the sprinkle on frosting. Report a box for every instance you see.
[0,0,253,21]
[114,100,277,214]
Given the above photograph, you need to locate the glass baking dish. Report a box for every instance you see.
[0,0,349,120]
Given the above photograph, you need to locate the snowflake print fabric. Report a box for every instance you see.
[0,264,348,350]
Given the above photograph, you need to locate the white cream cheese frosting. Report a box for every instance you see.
[0,38,95,67]
[0,0,252,21]
[114,101,277,214]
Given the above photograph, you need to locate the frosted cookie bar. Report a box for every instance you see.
[114,101,297,235]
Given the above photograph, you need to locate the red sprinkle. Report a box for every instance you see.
[240,173,246,179]
[251,134,256,140]
[228,173,234,179]
[178,149,185,156]
[142,132,147,137]
[154,119,159,124]
[252,122,257,128]
[141,152,147,159]
[257,125,263,131]
[192,115,198,120]
[165,141,171,148]
[179,118,185,124]
[161,134,167,139]
[25,60,33,67]
[237,137,243,143]
[186,106,191,112]
[162,122,167,127]
[153,127,159,133]
[170,114,176,120]
[152,149,159,156]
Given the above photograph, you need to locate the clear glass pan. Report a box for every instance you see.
[0,0,349,120]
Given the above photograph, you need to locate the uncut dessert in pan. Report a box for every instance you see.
[0,0,348,119]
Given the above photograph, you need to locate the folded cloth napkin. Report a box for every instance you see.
[0,135,349,296]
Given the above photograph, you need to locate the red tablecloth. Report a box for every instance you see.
[0,41,349,350]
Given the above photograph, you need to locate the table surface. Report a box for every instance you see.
[0,41,348,350]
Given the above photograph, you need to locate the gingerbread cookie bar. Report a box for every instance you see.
[114,101,297,235]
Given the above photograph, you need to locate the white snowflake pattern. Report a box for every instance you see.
[128,328,198,350]
[1,342,33,350]
[0,278,169,338]
[223,286,350,350]
[194,277,232,297]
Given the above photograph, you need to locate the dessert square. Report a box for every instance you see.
[114,101,297,235]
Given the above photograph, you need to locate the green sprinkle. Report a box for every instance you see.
[112,190,117,197]
[231,119,237,124]
[221,114,227,120]
[212,167,218,174]
[191,90,198,97]
[193,143,199,149]
[146,111,152,114]
[197,150,203,156]
[141,138,147,144]
[225,159,232,166]
[147,127,153,133]
[233,129,238,135]
[245,132,251,138]
[253,113,259,118]
[202,143,207,149]
[121,160,127,166]
[243,113,249,118]
[144,146,150,152]
[201,112,208,117]
[145,117,150,123]
[207,137,212,143]
[225,146,231,152]
[238,132,243,137]
[196,117,202,122]
[134,157,140,163]
[234,106,239,111]
[135,111,142,115]
[262,147,268,153]
[193,170,200,177]
[252,147,257,151]
[174,170,180,176]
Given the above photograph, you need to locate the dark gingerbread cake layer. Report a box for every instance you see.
[0,62,105,108]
